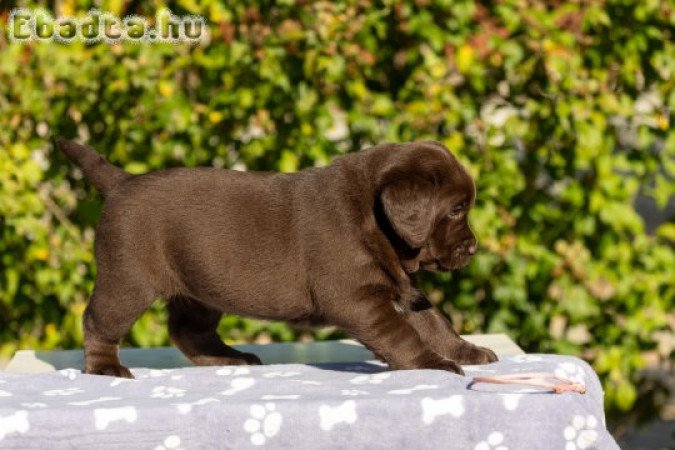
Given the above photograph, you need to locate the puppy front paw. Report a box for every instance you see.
[454,344,498,365]
[430,358,465,375]
[406,351,465,375]
[190,352,262,366]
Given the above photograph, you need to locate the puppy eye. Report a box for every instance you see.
[448,207,464,218]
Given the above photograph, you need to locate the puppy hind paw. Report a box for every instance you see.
[239,352,263,365]
[86,364,134,378]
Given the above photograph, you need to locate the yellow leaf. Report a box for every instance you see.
[209,111,223,123]
[279,150,299,173]
[656,114,669,130]
[45,323,57,336]
[158,81,174,97]
[34,248,49,261]
[456,45,474,74]
[59,0,75,16]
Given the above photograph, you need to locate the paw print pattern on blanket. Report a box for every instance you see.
[138,369,174,379]
[555,362,586,385]
[58,369,80,380]
[220,377,256,396]
[474,431,508,450]
[0,410,29,441]
[94,406,138,430]
[500,394,523,411]
[564,415,599,450]
[349,373,390,385]
[151,386,186,399]
[319,400,357,431]
[137,369,184,381]
[421,395,464,424]
[216,367,256,395]
[216,367,250,376]
[154,435,182,450]
[109,377,135,387]
[244,403,282,446]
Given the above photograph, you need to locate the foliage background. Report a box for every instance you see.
[0,0,673,434]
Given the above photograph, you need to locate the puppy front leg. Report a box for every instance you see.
[405,303,497,365]
[327,292,464,374]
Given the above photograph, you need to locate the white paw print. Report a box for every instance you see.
[564,414,598,450]
[216,367,250,376]
[58,368,80,380]
[555,362,586,385]
[244,403,282,446]
[154,435,182,450]
[509,355,542,363]
[500,393,523,411]
[474,431,507,450]
[151,386,186,399]
[137,369,174,379]
[349,373,390,385]
[220,377,256,395]
[109,378,135,387]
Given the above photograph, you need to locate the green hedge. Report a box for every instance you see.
[0,1,673,414]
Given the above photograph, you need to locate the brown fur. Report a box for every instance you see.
[56,138,497,378]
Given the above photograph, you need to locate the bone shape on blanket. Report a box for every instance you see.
[319,400,357,431]
[421,395,465,424]
[94,406,138,430]
[0,410,30,441]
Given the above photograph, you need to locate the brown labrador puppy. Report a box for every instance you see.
[56,138,497,378]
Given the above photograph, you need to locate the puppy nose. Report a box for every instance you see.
[467,240,477,255]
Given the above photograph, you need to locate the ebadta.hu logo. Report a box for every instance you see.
[5,8,207,44]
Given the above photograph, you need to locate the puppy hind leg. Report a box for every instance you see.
[83,281,156,378]
[167,297,262,366]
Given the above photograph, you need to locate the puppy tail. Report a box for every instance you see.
[55,138,130,194]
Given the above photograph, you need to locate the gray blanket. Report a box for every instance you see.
[0,354,618,449]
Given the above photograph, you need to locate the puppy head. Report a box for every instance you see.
[377,142,477,273]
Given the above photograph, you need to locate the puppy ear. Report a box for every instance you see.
[380,178,435,248]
